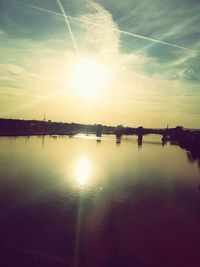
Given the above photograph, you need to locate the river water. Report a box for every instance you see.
[0,135,200,267]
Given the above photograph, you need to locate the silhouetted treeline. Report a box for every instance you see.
[168,126,200,158]
[0,118,115,136]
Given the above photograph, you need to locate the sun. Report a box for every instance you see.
[70,57,109,99]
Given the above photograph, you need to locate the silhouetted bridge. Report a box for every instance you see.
[111,126,200,157]
[0,119,199,157]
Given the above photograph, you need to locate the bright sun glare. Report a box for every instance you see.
[70,57,109,99]
[75,157,91,185]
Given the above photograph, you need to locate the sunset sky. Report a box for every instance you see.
[0,0,200,128]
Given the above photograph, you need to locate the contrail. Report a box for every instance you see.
[9,0,197,53]
[118,29,195,52]
[55,0,79,55]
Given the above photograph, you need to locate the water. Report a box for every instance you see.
[0,135,200,266]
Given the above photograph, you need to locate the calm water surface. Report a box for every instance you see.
[0,135,200,267]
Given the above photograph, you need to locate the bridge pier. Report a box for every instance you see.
[96,124,102,138]
[137,134,143,147]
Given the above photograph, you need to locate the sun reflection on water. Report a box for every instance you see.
[75,157,91,185]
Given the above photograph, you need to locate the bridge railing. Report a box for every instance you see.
[0,243,79,267]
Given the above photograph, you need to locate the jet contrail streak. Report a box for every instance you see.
[10,0,197,53]
[118,29,194,52]
[55,0,79,55]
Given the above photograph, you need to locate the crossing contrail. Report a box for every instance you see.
[10,0,197,53]
[55,0,79,55]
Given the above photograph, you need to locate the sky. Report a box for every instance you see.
[0,0,200,128]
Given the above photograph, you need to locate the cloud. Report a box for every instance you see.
[114,0,200,83]
[79,2,120,59]
[0,63,41,83]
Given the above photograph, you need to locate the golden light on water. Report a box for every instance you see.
[70,57,109,99]
[75,157,91,185]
